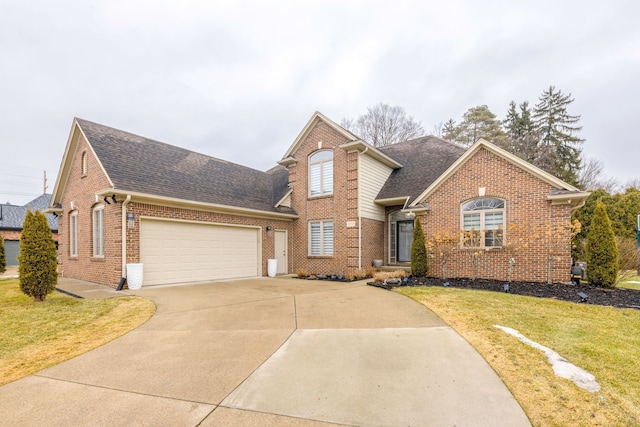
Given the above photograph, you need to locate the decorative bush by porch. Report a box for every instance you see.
[18,210,58,301]
[411,218,428,276]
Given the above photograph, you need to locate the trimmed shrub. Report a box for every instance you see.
[18,210,58,301]
[586,201,619,287]
[0,235,6,274]
[411,217,428,276]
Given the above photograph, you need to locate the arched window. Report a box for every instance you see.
[309,150,333,196]
[81,151,88,176]
[461,197,504,247]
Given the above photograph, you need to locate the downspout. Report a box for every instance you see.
[117,195,132,290]
[357,146,369,270]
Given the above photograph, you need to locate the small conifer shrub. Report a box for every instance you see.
[411,217,428,276]
[586,201,619,287]
[0,235,6,274]
[18,210,58,301]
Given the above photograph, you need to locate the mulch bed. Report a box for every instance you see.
[368,277,640,310]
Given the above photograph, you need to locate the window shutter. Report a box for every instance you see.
[310,163,321,196]
[463,213,480,231]
[322,161,333,194]
[310,222,321,255]
[323,221,334,255]
[485,212,503,230]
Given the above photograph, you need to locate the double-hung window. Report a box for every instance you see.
[93,205,105,257]
[69,211,78,257]
[461,198,505,248]
[309,150,333,197]
[309,220,334,255]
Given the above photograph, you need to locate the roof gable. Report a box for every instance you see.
[280,111,359,161]
[409,138,585,207]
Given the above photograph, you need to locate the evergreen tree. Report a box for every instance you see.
[586,201,618,287]
[503,101,538,163]
[18,210,58,301]
[450,105,506,147]
[0,234,6,274]
[411,217,428,276]
[442,118,460,142]
[532,86,584,186]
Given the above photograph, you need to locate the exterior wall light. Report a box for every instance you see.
[127,213,135,229]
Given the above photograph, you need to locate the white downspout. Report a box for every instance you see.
[357,146,369,270]
[121,195,131,279]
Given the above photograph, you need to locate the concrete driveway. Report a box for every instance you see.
[0,277,530,426]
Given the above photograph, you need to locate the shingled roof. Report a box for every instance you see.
[76,119,295,215]
[376,136,466,205]
[0,194,58,232]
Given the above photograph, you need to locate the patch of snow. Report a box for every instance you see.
[494,325,600,393]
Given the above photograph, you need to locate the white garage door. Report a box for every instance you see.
[140,219,260,286]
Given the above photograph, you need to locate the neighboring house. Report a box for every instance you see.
[0,194,59,266]
[49,113,588,288]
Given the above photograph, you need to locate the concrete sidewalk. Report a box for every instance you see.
[0,277,531,426]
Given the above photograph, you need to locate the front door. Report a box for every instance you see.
[274,230,288,275]
[397,220,414,262]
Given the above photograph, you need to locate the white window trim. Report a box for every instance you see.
[461,198,505,248]
[309,220,334,256]
[309,150,333,197]
[93,205,105,257]
[69,211,78,257]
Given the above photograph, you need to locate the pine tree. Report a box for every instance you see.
[411,217,428,276]
[586,201,619,287]
[18,210,58,301]
[0,234,6,274]
[451,105,506,147]
[532,86,584,186]
[503,101,538,163]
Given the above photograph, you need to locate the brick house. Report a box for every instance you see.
[48,112,588,288]
[0,195,58,266]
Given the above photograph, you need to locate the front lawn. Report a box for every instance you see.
[0,277,155,386]
[618,274,640,291]
[397,286,640,426]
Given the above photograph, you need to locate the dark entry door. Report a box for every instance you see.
[397,220,414,262]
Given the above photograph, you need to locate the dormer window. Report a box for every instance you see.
[309,150,333,197]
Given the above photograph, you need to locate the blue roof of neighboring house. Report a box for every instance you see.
[0,194,58,233]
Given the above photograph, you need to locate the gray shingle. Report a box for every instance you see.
[76,119,295,215]
[377,136,466,204]
[0,194,58,232]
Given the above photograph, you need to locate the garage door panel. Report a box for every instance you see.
[140,219,260,286]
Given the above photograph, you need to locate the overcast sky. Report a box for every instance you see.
[1,0,638,206]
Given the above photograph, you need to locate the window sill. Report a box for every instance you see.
[307,255,334,259]
[307,194,334,201]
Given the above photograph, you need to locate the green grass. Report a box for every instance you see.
[397,286,640,426]
[618,274,640,290]
[0,277,155,386]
